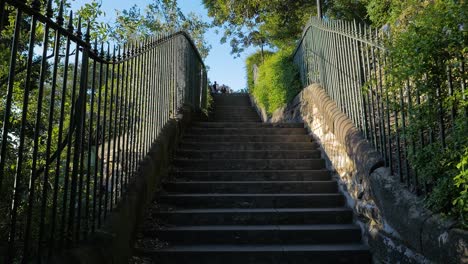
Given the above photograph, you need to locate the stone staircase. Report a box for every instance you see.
[131,94,371,264]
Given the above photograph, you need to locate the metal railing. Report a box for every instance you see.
[0,0,207,262]
[293,16,466,194]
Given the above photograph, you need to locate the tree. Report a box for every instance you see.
[111,0,211,59]
[202,0,316,56]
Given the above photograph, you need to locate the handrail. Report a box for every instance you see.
[293,17,384,60]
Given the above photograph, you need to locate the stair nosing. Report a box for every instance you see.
[155,224,360,231]
[156,208,352,213]
[138,243,369,252]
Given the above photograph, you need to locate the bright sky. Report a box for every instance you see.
[70,0,258,91]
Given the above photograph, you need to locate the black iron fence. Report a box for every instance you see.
[0,0,207,262]
[293,17,466,194]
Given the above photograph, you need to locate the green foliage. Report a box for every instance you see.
[454,148,468,227]
[112,0,211,58]
[247,47,301,115]
[374,0,468,225]
[202,85,213,117]
[245,50,273,93]
[324,0,369,24]
[76,0,110,41]
[202,0,315,56]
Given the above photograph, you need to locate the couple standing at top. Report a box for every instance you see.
[211,81,227,94]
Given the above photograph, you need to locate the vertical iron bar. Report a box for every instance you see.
[111,47,119,205]
[88,39,98,233]
[77,24,91,240]
[0,9,22,194]
[358,23,370,140]
[71,18,89,243]
[51,9,73,259]
[376,30,388,166]
[38,2,65,260]
[97,44,106,227]
[107,47,116,211]
[115,47,123,202]
[119,45,126,196]
[23,4,52,260]
[102,45,111,218]
[5,7,26,264]
[60,11,77,248]
[123,43,132,188]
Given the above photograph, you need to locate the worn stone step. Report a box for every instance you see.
[213,106,256,111]
[173,159,326,170]
[158,193,344,208]
[134,244,371,264]
[212,111,259,117]
[154,208,353,225]
[179,142,319,151]
[163,181,337,194]
[144,224,362,245]
[176,150,321,159]
[213,102,251,107]
[191,122,304,128]
[212,110,258,114]
[211,118,261,122]
[212,110,259,115]
[171,170,331,181]
[210,118,262,122]
[183,135,312,143]
[186,128,306,135]
[213,97,251,105]
[211,116,261,121]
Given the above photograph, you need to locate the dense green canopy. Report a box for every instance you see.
[202,0,316,56]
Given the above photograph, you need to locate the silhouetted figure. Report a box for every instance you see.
[212,81,218,94]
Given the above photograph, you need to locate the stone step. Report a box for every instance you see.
[213,97,251,104]
[171,170,331,181]
[154,208,353,225]
[143,224,362,245]
[183,135,313,143]
[173,159,326,170]
[211,116,261,121]
[158,193,344,208]
[186,127,307,135]
[134,244,371,264]
[191,122,304,128]
[163,181,337,194]
[211,111,259,116]
[211,116,262,123]
[213,102,252,107]
[213,106,256,111]
[176,150,321,159]
[212,109,259,114]
[179,142,320,151]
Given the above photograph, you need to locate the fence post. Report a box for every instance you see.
[316,0,322,19]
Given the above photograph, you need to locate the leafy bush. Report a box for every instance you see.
[245,50,273,93]
[247,47,302,115]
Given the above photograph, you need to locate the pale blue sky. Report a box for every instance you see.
[70,0,258,91]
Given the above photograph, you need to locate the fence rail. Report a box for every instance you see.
[293,16,466,195]
[0,0,207,262]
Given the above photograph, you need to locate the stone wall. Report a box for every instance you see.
[52,105,196,264]
[250,84,467,264]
